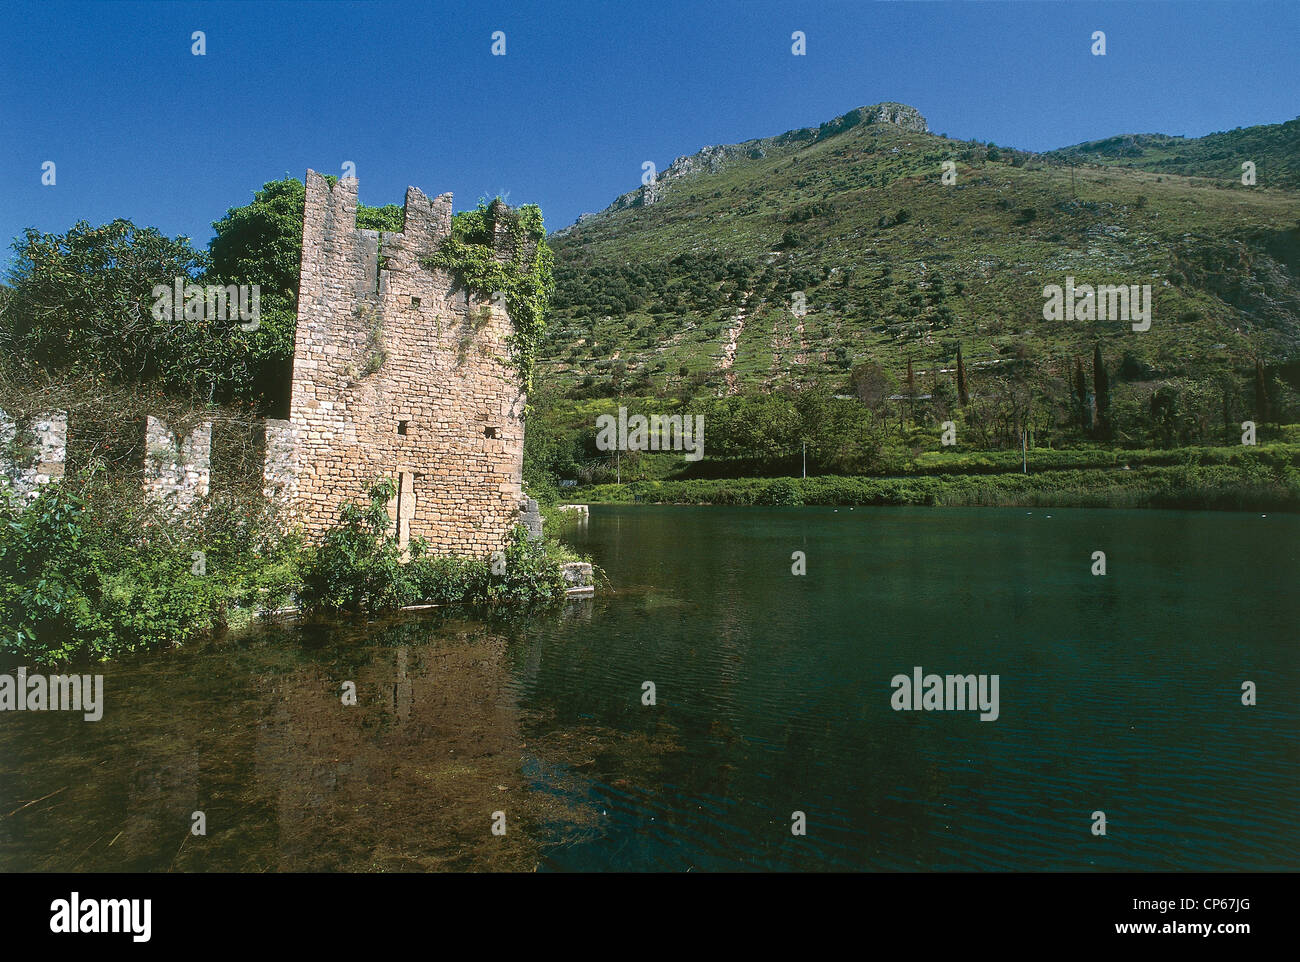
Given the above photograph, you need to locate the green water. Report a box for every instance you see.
[1,505,1296,871]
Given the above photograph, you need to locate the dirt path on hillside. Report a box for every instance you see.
[768,306,808,387]
[719,292,758,394]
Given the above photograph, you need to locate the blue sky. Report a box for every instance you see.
[1,0,1297,270]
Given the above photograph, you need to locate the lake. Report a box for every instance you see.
[2,505,1296,871]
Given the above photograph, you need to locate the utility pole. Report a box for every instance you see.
[1021,428,1027,474]
[802,441,806,479]
[616,448,620,484]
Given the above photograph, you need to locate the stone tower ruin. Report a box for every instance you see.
[279,170,529,555]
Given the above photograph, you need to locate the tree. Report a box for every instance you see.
[1215,371,1239,443]
[0,178,407,411]
[207,176,405,412]
[849,360,896,411]
[1092,344,1110,439]
[1073,356,1091,432]
[955,342,969,405]
[930,378,958,422]
[1254,359,1270,426]
[0,219,231,398]
[1150,385,1181,447]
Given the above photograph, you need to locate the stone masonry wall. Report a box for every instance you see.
[263,418,299,506]
[143,416,211,511]
[0,409,67,504]
[287,171,526,556]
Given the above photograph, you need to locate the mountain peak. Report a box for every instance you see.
[812,102,929,138]
[560,102,928,231]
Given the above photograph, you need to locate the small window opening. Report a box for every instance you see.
[484,426,499,439]
[410,296,421,308]
[397,421,410,436]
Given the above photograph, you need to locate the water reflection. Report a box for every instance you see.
[2,505,1297,872]
[0,612,674,871]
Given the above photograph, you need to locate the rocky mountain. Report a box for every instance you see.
[539,102,1300,425]
[558,103,929,231]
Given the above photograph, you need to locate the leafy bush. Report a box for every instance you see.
[0,485,115,662]
[454,525,571,606]
[298,480,580,614]
[0,473,588,664]
[0,485,234,663]
[298,479,409,612]
[761,479,805,506]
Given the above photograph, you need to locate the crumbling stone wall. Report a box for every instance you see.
[286,171,527,556]
[143,416,211,510]
[208,418,266,497]
[0,409,67,503]
[520,496,543,541]
[263,418,299,506]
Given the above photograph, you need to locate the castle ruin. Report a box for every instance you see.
[1,171,540,556]
[283,171,531,554]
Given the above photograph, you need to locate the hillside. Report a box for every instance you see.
[1047,117,1300,190]
[539,103,1300,418]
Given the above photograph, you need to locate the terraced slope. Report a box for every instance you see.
[542,103,1300,408]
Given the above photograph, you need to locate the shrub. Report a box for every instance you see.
[298,480,580,613]
[298,479,411,613]
[761,479,805,506]
[0,484,237,663]
[0,486,116,662]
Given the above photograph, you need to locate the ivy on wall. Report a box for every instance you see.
[422,200,554,393]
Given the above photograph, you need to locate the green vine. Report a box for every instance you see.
[2,423,39,469]
[341,300,385,382]
[361,301,386,376]
[421,200,554,393]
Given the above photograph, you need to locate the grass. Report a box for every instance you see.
[575,457,1300,512]
[538,102,1300,429]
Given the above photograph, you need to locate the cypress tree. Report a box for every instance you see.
[1255,360,1269,425]
[1073,357,1091,431]
[1219,374,1234,443]
[1093,344,1110,440]
[905,356,916,425]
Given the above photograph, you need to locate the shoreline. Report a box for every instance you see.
[565,464,1300,512]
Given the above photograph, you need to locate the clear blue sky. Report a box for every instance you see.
[2,0,1297,270]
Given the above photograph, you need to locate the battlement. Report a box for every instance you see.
[286,171,530,555]
[1,173,536,558]
[0,410,66,503]
[1,409,250,512]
